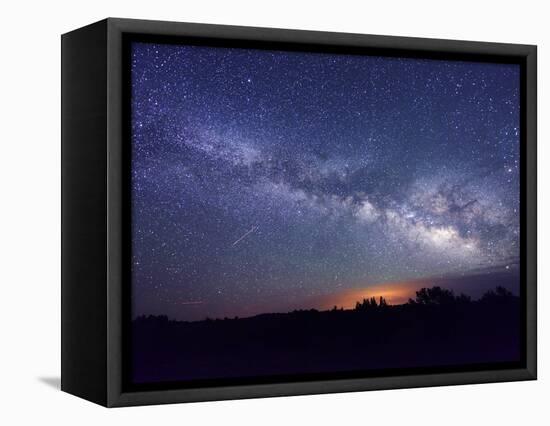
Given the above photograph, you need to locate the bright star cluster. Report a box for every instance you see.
[130,41,520,321]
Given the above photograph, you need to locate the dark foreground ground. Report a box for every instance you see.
[131,292,521,384]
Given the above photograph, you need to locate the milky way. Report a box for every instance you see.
[130,41,520,321]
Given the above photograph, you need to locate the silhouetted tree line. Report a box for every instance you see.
[134,286,518,324]
[405,285,514,306]
[354,296,388,311]
[407,286,471,305]
[479,286,515,303]
[135,314,171,324]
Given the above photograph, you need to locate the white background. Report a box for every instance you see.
[0,0,546,424]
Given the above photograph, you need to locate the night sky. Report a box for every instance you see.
[130,41,520,321]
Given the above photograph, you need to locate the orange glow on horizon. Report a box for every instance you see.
[314,280,423,310]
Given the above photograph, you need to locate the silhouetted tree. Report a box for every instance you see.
[455,293,472,304]
[480,286,515,303]
[409,286,471,306]
[355,296,388,311]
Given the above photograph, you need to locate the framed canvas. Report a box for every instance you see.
[61,18,537,407]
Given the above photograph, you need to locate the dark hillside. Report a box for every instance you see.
[132,287,521,384]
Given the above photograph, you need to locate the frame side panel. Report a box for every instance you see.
[61,20,108,406]
[525,47,537,378]
[106,18,125,407]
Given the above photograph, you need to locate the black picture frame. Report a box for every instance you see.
[61,17,537,407]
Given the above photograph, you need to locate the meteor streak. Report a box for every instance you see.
[232,225,258,247]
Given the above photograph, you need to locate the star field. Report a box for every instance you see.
[130,41,520,321]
